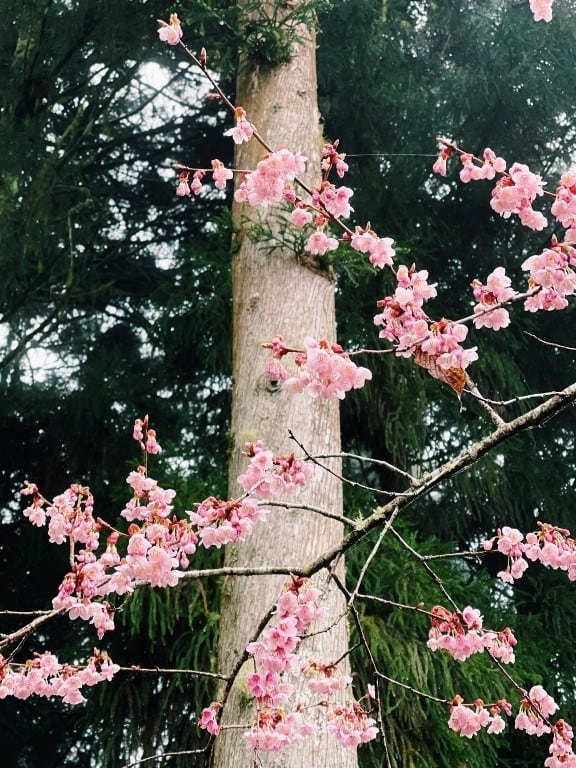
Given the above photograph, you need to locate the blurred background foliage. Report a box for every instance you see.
[0,0,575,765]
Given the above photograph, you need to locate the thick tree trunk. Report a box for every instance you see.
[213,7,358,768]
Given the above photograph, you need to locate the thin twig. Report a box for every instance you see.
[120,666,229,681]
[465,374,506,427]
[348,527,388,608]
[467,389,572,407]
[289,431,407,498]
[421,549,487,561]
[120,749,208,768]
[389,526,459,612]
[525,331,576,352]
[0,609,65,651]
[264,500,357,527]
[314,452,416,483]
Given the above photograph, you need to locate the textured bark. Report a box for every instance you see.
[213,7,358,768]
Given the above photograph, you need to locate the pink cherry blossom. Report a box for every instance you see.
[459,148,506,183]
[306,230,339,256]
[157,14,183,46]
[522,243,576,312]
[176,175,191,197]
[530,0,554,22]
[198,702,222,735]
[448,703,490,738]
[321,142,349,178]
[490,162,547,230]
[551,171,576,232]
[0,650,118,704]
[279,337,372,401]
[211,159,233,190]
[237,440,313,500]
[432,141,455,176]
[350,228,395,268]
[471,267,516,330]
[234,149,306,208]
[191,175,204,195]
[290,207,313,228]
[224,107,255,144]
[326,702,378,747]
[316,183,354,219]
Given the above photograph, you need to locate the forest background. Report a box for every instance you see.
[1,1,576,767]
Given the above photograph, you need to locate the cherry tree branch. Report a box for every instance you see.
[289,430,411,498]
[264,499,357,526]
[120,666,228,681]
[313,451,416,483]
[120,749,208,768]
[524,331,576,351]
[298,381,576,577]
[0,608,65,651]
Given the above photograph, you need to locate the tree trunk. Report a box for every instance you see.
[213,6,358,768]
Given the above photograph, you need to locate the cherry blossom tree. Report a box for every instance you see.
[3,2,576,768]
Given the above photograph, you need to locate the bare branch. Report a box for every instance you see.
[465,375,506,427]
[120,749,208,768]
[313,451,417,483]
[298,381,576,578]
[0,609,65,651]
[389,526,459,612]
[265,500,357,526]
[289,431,409,498]
[525,331,576,352]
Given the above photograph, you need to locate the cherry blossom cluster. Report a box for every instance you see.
[243,577,377,752]
[326,701,379,747]
[199,701,222,736]
[0,650,119,705]
[530,0,555,22]
[546,719,576,768]
[434,141,547,231]
[490,163,548,231]
[236,440,314,499]
[133,416,162,453]
[447,686,576,768]
[176,159,234,197]
[187,496,267,548]
[263,335,372,401]
[434,142,576,320]
[198,577,377,753]
[522,239,576,312]
[483,523,576,584]
[516,685,558,736]
[471,267,516,330]
[551,171,576,239]
[234,148,307,208]
[21,418,273,639]
[372,265,477,393]
[279,146,396,263]
[302,660,353,697]
[435,140,576,249]
[349,226,396,269]
[448,696,510,738]
[427,605,517,664]
[514,687,576,768]
[513,686,576,768]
